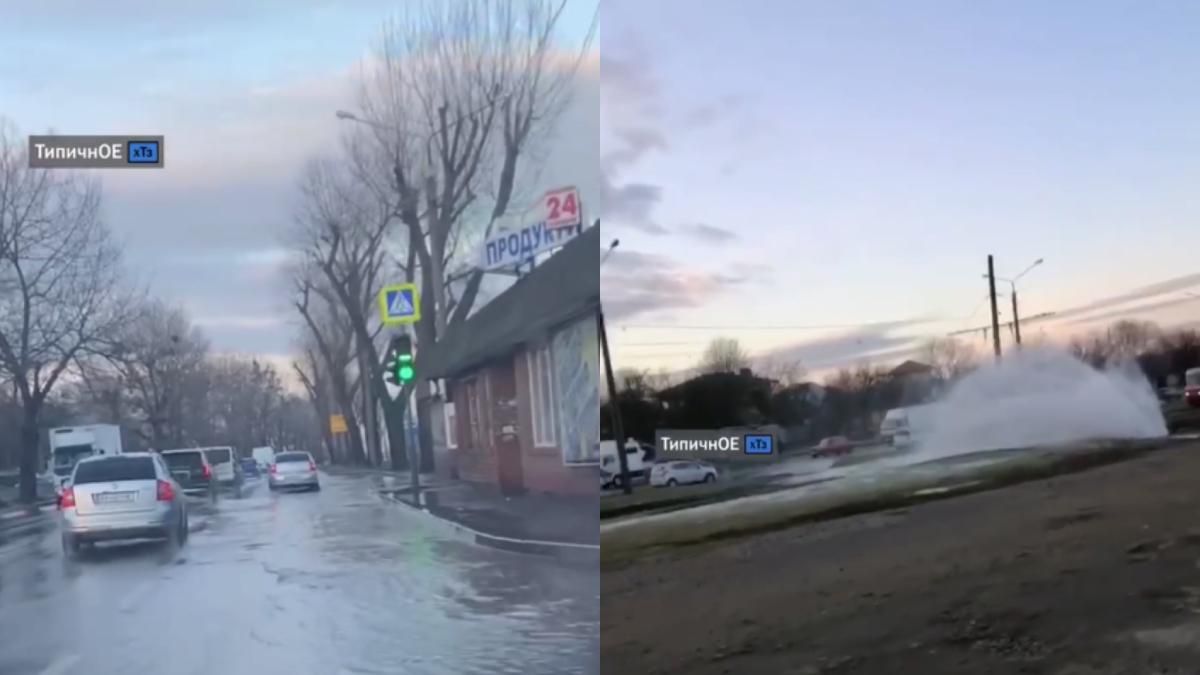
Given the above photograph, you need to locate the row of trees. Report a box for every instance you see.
[608,321,1200,446]
[286,0,593,470]
[0,120,320,501]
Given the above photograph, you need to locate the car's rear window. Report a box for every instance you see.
[163,452,204,469]
[275,452,309,463]
[74,457,156,485]
[204,448,233,464]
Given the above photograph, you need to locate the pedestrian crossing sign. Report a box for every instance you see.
[378,283,421,326]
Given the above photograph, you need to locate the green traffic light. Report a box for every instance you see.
[398,365,415,381]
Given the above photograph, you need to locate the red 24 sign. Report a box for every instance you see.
[543,186,581,230]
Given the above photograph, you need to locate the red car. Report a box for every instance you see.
[1186,368,1200,409]
[812,436,853,458]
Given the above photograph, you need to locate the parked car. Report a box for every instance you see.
[268,451,320,492]
[812,436,853,458]
[240,457,260,479]
[202,446,243,493]
[649,460,718,487]
[160,449,219,501]
[59,453,188,559]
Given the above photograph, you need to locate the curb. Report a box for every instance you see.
[380,490,599,563]
[0,515,51,544]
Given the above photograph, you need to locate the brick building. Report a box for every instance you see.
[422,224,601,496]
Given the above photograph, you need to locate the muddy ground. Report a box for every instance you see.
[602,440,1200,674]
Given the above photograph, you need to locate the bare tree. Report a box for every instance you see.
[293,344,337,462]
[353,0,597,465]
[699,337,750,374]
[1105,319,1161,362]
[96,300,208,448]
[293,265,369,465]
[757,357,808,387]
[0,120,133,502]
[920,337,978,382]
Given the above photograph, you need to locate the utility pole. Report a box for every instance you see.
[987,255,1002,360]
[1011,288,1022,347]
[597,302,632,495]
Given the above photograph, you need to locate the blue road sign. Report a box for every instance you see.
[378,283,420,325]
[743,434,774,455]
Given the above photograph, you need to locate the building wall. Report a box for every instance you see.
[444,315,600,496]
[512,315,600,496]
[450,369,497,486]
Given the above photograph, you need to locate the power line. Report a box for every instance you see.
[617,320,929,332]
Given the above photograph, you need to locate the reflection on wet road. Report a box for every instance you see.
[0,472,598,674]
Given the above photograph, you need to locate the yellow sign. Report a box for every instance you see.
[378,283,421,326]
[329,414,348,434]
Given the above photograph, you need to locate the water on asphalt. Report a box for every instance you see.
[0,472,598,675]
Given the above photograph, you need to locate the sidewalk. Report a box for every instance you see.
[383,480,598,560]
[0,503,53,543]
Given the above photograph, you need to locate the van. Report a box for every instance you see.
[201,446,243,493]
[880,408,911,446]
[600,439,650,489]
[251,446,276,470]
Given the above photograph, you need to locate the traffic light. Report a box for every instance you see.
[384,335,416,385]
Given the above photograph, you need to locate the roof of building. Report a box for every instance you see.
[422,223,601,379]
[889,360,935,377]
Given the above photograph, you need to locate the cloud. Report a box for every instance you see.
[679,222,738,243]
[1044,272,1200,323]
[756,320,935,372]
[601,249,749,320]
[682,94,741,129]
[599,180,668,235]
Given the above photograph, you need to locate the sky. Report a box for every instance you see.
[0,0,600,384]
[601,0,1200,379]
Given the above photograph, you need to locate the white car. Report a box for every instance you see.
[649,460,718,487]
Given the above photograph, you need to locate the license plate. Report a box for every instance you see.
[94,491,135,504]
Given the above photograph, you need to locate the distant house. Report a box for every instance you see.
[421,224,600,496]
[888,360,938,405]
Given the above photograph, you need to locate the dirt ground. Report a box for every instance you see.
[602,440,1200,674]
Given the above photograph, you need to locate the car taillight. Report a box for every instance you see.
[202,464,212,480]
[308,460,316,472]
[156,480,175,502]
[59,487,75,509]
[269,464,278,474]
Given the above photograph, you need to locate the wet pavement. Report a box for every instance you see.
[0,472,599,675]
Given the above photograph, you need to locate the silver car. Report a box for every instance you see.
[268,451,320,491]
[59,453,188,558]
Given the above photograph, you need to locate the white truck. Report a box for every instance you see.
[600,439,652,489]
[251,446,276,470]
[880,403,943,448]
[46,424,124,490]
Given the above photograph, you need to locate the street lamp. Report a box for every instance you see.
[981,258,1044,347]
[596,237,632,494]
[601,239,619,266]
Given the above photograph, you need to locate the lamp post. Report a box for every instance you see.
[982,258,1044,347]
[597,237,632,494]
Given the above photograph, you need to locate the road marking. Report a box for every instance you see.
[38,654,80,675]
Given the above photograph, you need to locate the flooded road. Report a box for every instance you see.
[0,472,598,675]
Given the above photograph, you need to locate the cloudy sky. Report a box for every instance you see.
[1,0,599,380]
[601,0,1200,377]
